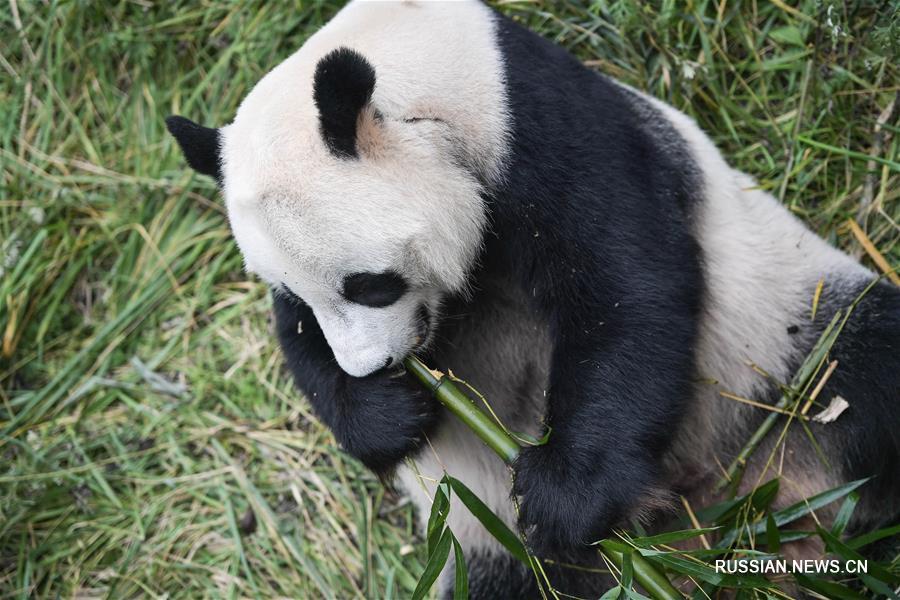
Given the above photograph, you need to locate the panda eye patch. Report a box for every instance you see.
[342,271,408,308]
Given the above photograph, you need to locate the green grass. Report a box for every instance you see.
[1,0,898,597]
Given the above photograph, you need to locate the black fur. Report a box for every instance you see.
[342,271,409,308]
[487,14,704,556]
[165,115,221,182]
[272,290,440,475]
[805,278,900,532]
[312,47,376,158]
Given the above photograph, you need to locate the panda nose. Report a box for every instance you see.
[383,356,394,370]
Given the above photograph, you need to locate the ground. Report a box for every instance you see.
[1,1,898,598]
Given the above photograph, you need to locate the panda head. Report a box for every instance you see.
[167,47,489,377]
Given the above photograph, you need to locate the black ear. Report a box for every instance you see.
[165,115,222,182]
[313,47,376,159]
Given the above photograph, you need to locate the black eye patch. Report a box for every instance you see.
[342,271,408,308]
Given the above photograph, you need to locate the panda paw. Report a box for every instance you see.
[512,444,648,556]
[336,369,441,475]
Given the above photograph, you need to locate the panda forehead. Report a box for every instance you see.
[256,168,423,230]
[223,115,405,207]
[222,129,428,269]
[256,190,418,270]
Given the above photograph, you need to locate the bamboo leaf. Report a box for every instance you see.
[797,135,900,171]
[689,583,715,600]
[795,575,865,600]
[777,531,815,543]
[770,479,867,529]
[816,527,900,592]
[624,587,652,600]
[765,514,780,553]
[831,492,859,537]
[447,476,529,565]
[629,528,720,548]
[427,480,450,555]
[636,551,770,589]
[769,25,805,47]
[451,533,468,600]
[720,479,868,547]
[750,479,780,513]
[412,528,452,600]
[632,547,771,560]
[600,586,624,600]
[847,523,900,550]
[692,479,778,526]
[622,548,634,589]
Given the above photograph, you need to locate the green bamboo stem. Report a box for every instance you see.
[403,356,520,463]
[600,541,682,600]
[403,355,682,600]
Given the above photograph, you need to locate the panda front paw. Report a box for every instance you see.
[512,444,649,556]
[335,368,441,475]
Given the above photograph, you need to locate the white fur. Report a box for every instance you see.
[220,0,508,377]
[399,418,520,558]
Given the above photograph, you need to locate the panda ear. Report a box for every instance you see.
[165,115,222,182]
[313,47,377,159]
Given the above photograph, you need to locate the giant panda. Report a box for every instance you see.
[166,1,900,596]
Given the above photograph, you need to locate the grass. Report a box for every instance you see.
[1,0,898,597]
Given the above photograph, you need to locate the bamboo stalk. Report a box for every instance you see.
[404,356,520,464]
[403,355,682,600]
[600,541,683,600]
